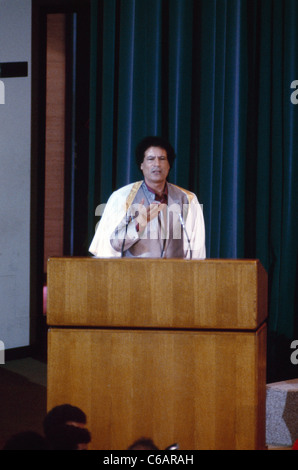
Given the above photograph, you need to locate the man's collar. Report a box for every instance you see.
[143,180,168,204]
[144,180,168,197]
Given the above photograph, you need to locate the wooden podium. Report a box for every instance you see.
[46,258,267,450]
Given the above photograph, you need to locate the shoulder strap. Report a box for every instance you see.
[125,181,143,212]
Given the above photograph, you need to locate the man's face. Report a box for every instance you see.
[140,146,170,187]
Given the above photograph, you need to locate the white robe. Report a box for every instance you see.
[89,181,206,259]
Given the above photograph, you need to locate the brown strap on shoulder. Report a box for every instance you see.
[125,181,143,212]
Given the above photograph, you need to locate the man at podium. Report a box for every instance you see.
[89,136,206,259]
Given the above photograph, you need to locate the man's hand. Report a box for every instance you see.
[136,199,166,232]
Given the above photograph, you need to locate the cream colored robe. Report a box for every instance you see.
[89,181,206,259]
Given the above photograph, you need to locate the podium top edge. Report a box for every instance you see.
[47,257,265,266]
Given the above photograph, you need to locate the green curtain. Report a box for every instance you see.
[88,0,298,382]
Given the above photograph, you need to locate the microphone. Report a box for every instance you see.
[178,212,192,260]
[165,442,180,450]
[121,213,131,258]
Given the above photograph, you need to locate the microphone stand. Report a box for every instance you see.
[121,214,131,258]
[179,213,192,260]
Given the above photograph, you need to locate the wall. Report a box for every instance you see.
[44,13,66,271]
[0,0,32,350]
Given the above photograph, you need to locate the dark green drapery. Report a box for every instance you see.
[88,0,298,382]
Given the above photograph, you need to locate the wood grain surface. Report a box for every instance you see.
[48,325,267,450]
[47,258,267,330]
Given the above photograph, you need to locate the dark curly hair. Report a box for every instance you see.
[43,404,87,436]
[135,136,176,169]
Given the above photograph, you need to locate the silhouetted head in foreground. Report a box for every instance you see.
[127,437,159,450]
[2,431,50,450]
[43,404,91,450]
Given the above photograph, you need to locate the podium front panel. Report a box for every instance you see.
[47,258,267,330]
[47,257,267,450]
[47,326,266,450]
